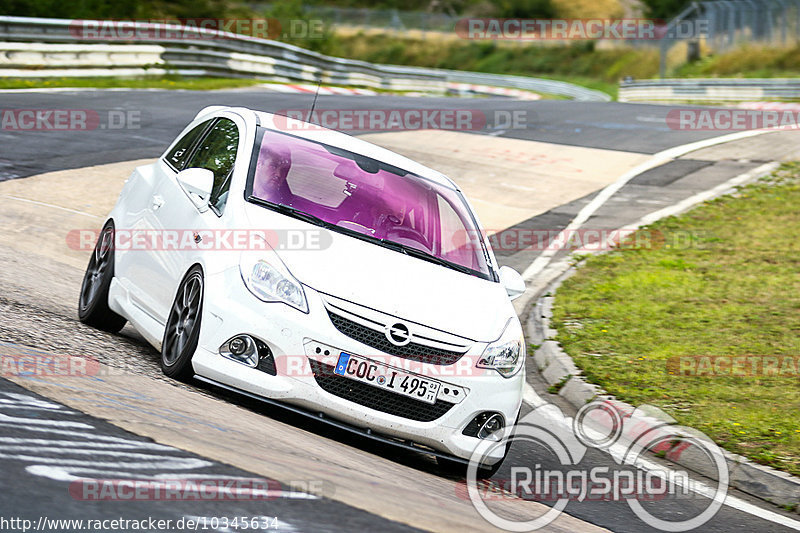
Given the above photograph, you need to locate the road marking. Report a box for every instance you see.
[522,383,540,406]
[629,161,779,228]
[529,404,800,531]
[0,390,319,503]
[595,161,780,252]
[521,128,773,282]
[2,195,101,219]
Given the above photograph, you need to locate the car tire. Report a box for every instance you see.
[160,265,204,381]
[78,220,127,333]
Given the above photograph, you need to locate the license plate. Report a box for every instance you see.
[333,352,441,405]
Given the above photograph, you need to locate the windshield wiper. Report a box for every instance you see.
[247,196,333,228]
[393,244,475,275]
[247,196,408,252]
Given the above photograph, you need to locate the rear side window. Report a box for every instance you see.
[186,118,240,213]
[166,120,211,171]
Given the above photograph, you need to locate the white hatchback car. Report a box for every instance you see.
[79,105,527,475]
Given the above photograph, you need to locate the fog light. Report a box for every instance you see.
[229,337,247,356]
[478,414,505,441]
[219,335,258,367]
[462,411,505,441]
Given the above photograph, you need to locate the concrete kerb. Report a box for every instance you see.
[524,170,800,511]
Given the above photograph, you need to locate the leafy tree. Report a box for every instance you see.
[639,0,691,20]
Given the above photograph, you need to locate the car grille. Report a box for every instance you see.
[308,359,455,422]
[327,311,466,366]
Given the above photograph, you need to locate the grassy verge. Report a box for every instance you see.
[0,76,266,91]
[318,33,800,99]
[552,163,800,476]
[322,36,642,98]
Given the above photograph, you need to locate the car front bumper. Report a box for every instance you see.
[193,266,525,463]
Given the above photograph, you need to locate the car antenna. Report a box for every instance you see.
[307,78,322,125]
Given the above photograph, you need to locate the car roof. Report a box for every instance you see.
[198,105,461,191]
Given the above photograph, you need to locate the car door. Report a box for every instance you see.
[144,117,241,323]
[118,119,214,322]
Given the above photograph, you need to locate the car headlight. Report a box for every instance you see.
[239,249,308,313]
[477,319,525,377]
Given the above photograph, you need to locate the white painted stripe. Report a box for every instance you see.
[522,383,545,407]
[2,195,101,219]
[521,129,774,282]
[585,412,800,531]
[530,406,800,530]
[11,455,213,468]
[633,161,778,227]
[593,161,779,252]
[0,412,92,428]
[0,438,174,450]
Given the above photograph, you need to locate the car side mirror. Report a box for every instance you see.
[176,168,214,211]
[499,265,526,301]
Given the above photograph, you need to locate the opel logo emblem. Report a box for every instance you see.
[386,322,411,346]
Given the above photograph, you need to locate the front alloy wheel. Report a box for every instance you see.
[161,266,204,381]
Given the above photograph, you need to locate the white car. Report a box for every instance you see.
[79,105,527,475]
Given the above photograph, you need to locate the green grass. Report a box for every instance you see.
[0,76,266,91]
[552,163,800,476]
[319,34,800,99]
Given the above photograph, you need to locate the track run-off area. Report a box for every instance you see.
[1,88,799,532]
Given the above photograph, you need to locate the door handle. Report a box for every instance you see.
[152,195,165,210]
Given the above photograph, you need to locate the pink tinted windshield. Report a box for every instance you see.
[251,129,490,277]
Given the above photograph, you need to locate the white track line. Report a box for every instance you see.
[605,161,780,248]
[522,129,773,282]
[530,405,800,531]
[2,195,101,219]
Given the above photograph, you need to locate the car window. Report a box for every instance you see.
[250,128,492,279]
[165,120,212,171]
[186,118,240,213]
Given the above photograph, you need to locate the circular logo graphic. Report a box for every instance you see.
[385,322,412,346]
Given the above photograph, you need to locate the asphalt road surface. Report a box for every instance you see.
[0,90,725,181]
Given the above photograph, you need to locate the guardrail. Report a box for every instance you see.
[619,78,800,102]
[0,16,611,101]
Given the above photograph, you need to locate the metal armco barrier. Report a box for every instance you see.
[619,78,800,102]
[0,16,610,101]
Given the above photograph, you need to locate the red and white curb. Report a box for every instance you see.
[259,82,542,100]
[447,82,541,100]
[259,83,377,96]
[738,101,800,111]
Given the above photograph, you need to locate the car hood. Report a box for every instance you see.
[242,204,512,342]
